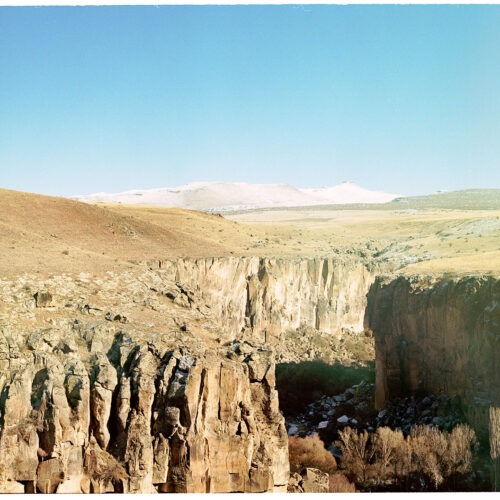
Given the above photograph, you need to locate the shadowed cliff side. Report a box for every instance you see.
[366,274,500,489]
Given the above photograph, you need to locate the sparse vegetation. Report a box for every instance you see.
[338,427,374,485]
[288,434,357,493]
[288,433,337,474]
[84,440,128,486]
[0,187,497,494]
[2,187,499,278]
[343,338,373,363]
[328,472,358,492]
[289,434,359,493]
[337,424,478,491]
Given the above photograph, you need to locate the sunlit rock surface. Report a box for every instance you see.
[152,257,375,341]
[0,271,288,493]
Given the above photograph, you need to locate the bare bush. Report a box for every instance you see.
[338,427,374,485]
[337,424,478,491]
[410,424,477,488]
[394,435,414,486]
[288,433,337,474]
[373,426,404,481]
[328,472,358,492]
[410,425,447,487]
[447,424,478,476]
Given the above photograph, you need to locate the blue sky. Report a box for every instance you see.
[1,5,499,197]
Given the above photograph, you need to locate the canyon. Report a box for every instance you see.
[3,0,500,492]
[0,188,498,492]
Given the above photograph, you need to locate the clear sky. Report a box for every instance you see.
[1,5,499,197]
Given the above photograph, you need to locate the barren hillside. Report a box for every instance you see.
[0,189,232,277]
[1,188,499,278]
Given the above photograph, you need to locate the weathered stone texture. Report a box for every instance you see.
[0,271,289,493]
[0,338,288,493]
[287,468,329,493]
[155,257,375,342]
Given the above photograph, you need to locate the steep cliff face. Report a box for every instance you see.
[366,275,499,471]
[4,255,497,493]
[153,257,375,343]
[0,272,289,494]
[0,255,376,494]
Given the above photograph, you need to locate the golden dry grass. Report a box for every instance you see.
[228,207,500,275]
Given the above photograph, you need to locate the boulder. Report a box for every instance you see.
[300,468,329,493]
[34,290,53,308]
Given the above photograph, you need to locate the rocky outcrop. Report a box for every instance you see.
[366,275,500,484]
[0,255,375,494]
[0,336,288,493]
[0,272,289,493]
[153,257,375,343]
[288,468,329,493]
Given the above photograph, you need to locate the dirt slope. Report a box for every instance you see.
[0,189,233,277]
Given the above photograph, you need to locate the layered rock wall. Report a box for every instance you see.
[153,257,374,343]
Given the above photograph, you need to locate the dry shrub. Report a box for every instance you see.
[84,439,128,484]
[409,425,447,488]
[338,424,478,490]
[338,427,374,485]
[393,436,414,484]
[373,426,404,481]
[448,424,478,475]
[409,424,478,488]
[288,433,337,474]
[329,472,358,492]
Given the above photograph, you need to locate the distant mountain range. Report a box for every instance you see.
[73,181,401,211]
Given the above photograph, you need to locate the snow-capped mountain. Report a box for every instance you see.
[73,181,400,211]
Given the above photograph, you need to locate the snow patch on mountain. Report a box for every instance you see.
[73,181,401,211]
